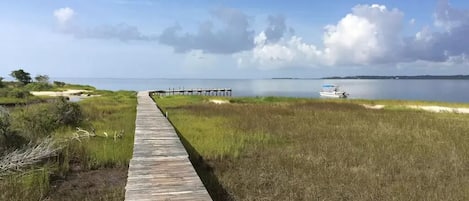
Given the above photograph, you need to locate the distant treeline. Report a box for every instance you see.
[322,75,469,79]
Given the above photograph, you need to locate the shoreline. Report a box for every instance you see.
[362,104,469,114]
[30,89,100,101]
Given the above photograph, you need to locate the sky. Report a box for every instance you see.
[1,0,469,78]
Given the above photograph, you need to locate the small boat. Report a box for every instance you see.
[319,84,348,98]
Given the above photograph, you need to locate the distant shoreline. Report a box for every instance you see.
[321,75,469,80]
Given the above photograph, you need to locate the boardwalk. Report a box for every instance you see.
[125,91,212,201]
[152,88,232,96]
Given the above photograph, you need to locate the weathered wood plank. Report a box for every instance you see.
[125,91,212,201]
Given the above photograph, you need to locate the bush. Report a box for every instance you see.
[24,82,52,91]
[8,88,30,99]
[12,98,83,141]
[0,88,8,97]
[54,97,83,126]
[53,81,65,87]
[0,88,30,99]
[13,104,59,141]
[0,106,11,137]
[0,107,27,150]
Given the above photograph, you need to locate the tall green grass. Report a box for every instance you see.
[0,167,51,201]
[155,95,469,201]
[1,90,137,201]
[71,90,136,169]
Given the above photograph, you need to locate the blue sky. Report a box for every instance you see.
[1,0,468,78]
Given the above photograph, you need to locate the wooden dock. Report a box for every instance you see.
[152,88,232,96]
[125,91,212,201]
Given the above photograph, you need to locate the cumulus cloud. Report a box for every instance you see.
[240,1,469,70]
[240,4,405,69]
[53,7,153,41]
[323,4,404,65]
[158,8,255,54]
[54,7,75,25]
[53,1,469,70]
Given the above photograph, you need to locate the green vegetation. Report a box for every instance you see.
[10,69,32,85]
[0,69,97,105]
[75,90,136,169]
[0,70,136,201]
[154,95,469,201]
[34,74,50,83]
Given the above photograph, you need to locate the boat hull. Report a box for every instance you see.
[319,91,348,98]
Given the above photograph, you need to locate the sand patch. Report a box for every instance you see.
[407,105,469,114]
[30,90,99,101]
[362,104,385,109]
[30,89,90,97]
[362,103,469,114]
[209,99,230,104]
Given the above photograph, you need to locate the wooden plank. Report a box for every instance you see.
[125,91,212,201]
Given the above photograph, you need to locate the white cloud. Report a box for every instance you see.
[238,4,404,69]
[238,1,469,71]
[54,7,75,25]
[322,4,404,65]
[237,33,322,70]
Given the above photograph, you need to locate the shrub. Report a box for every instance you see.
[0,107,27,150]
[24,82,52,91]
[13,104,59,141]
[12,98,83,142]
[0,88,8,97]
[54,97,83,126]
[53,81,65,87]
[0,107,11,138]
[34,75,49,83]
[7,88,30,99]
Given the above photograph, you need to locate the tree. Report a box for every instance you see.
[0,77,4,88]
[34,74,49,83]
[10,69,32,85]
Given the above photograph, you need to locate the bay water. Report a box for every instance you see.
[56,78,469,103]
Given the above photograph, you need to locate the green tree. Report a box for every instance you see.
[0,77,4,88]
[34,74,49,83]
[10,69,32,85]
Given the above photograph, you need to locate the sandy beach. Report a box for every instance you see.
[29,90,99,101]
[363,104,469,114]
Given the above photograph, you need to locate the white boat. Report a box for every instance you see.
[319,84,348,98]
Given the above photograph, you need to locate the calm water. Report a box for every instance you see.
[57,78,469,103]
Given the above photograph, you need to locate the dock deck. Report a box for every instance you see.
[125,91,212,201]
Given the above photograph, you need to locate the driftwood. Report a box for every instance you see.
[0,127,123,177]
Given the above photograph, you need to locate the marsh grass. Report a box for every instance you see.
[155,95,469,201]
[1,90,136,201]
[72,90,136,169]
[0,167,51,201]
